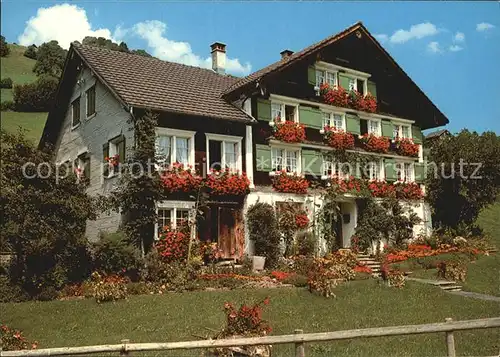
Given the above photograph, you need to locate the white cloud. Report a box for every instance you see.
[389,22,439,44]
[476,22,495,32]
[18,4,114,49]
[132,20,251,75]
[449,45,463,52]
[375,34,389,43]
[453,32,465,42]
[427,41,441,53]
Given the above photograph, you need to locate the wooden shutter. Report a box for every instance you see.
[102,143,109,177]
[302,149,322,176]
[255,144,272,172]
[299,105,322,129]
[384,159,397,181]
[345,114,360,135]
[381,120,394,138]
[117,136,126,164]
[338,73,351,90]
[367,80,377,99]
[414,163,425,183]
[308,66,316,85]
[257,98,271,122]
[412,126,423,144]
[83,156,91,181]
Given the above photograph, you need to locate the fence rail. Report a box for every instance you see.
[2,317,499,357]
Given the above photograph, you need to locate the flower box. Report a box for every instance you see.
[295,213,310,229]
[329,176,365,196]
[394,138,419,157]
[273,120,306,143]
[394,181,424,200]
[160,163,202,194]
[206,169,250,196]
[272,171,309,194]
[320,83,377,113]
[359,133,390,153]
[368,180,396,198]
[323,127,355,150]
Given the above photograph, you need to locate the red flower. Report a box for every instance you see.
[206,168,250,196]
[320,84,377,113]
[323,127,355,150]
[368,180,396,198]
[160,163,202,194]
[394,181,424,200]
[274,121,306,143]
[394,138,419,157]
[359,134,390,153]
[272,172,309,194]
[295,214,310,229]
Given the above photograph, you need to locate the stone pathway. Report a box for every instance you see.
[447,291,500,302]
[356,254,382,277]
[408,277,500,302]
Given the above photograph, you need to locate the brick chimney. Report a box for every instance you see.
[210,42,226,74]
[280,49,294,59]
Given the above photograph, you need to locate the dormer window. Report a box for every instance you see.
[393,124,411,139]
[271,101,297,123]
[315,69,337,88]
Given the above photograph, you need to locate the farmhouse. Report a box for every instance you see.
[41,21,448,257]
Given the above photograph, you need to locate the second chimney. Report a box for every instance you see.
[280,49,294,59]
[210,42,226,74]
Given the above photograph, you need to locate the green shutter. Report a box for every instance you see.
[308,66,316,85]
[299,105,322,129]
[302,149,322,176]
[345,114,360,135]
[367,80,377,99]
[385,159,397,181]
[412,126,423,144]
[339,73,351,90]
[415,163,425,183]
[255,144,272,172]
[381,120,393,138]
[257,98,271,122]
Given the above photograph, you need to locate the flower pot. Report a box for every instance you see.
[252,256,266,271]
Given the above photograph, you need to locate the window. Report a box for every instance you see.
[348,77,356,91]
[322,112,345,130]
[315,69,337,88]
[157,207,191,238]
[224,142,238,170]
[206,134,242,172]
[103,136,125,176]
[71,97,80,127]
[367,161,380,181]
[75,153,90,181]
[86,86,96,117]
[322,156,352,178]
[368,120,380,135]
[393,124,411,139]
[155,129,195,168]
[271,102,297,123]
[396,162,413,182]
[271,103,282,122]
[272,148,299,173]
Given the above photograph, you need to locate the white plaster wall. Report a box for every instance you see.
[54,67,134,241]
[340,201,357,248]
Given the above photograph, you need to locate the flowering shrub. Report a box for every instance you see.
[90,271,128,303]
[206,169,250,196]
[384,244,484,264]
[380,265,405,288]
[273,120,306,143]
[198,273,265,281]
[368,180,396,198]
[437,261,467,282]
[323,127,355,150]
[198,241,220,264]
[308,267,339,298]
[307,255,356,298]
[320,83,349,108]
[329,176,364,196]
[359,134,390,153]
[155,225,190,263]
[394,138,419,157]
[1,325,38,351]
[357,93,377,113]
[354,265,373,274]
[160,163,202,194]
[272,172,309,194]
[295,213,310,229]
[270,271,295,281]
[395,181,424,200]
[221,298,272,337]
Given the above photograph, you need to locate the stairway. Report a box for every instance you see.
[356,254,382,277]
[407,277,463,292]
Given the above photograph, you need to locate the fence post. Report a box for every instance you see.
[294,329,305,357]
[445,318,456,357]
[120,339,130,356]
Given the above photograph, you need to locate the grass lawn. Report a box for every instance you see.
[0,44,37,85]
[1,88,13,102]
[0,111,47,143]
[2,281,499,356]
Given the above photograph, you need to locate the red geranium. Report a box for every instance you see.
[368,180,396,198]
[357,93,377,113]
[274,120,306,143]
[323,126,355,150]
[271,271,295,281]
[394,138,419,157]
[329,176,364,195]
[320,83,349,108]
[359,133,390,153]
[206,168,250,196]
[160,162,202,194]
[155,224,190,263]
[395,181,424,200]
[272,171,309,194]
[295,214,310,229]
[354,265,373,274]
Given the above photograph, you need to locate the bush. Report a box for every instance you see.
[0,100,14,111]
[0,324,37,351]
[142,251,198,292]
[90,272,128,303]
[437,260,467,282]
[282,274,308,287]
[23,45,37,60]
[92,231,142,281]
[13,75,58,112]
[247,203,281,268]
[0,77,13,89]
[0,276,29,303]
[294,231,316,257]
[0,35,9,57]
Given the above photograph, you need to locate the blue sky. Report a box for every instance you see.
[1,1,499,133]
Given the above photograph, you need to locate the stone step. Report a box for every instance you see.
[357,257,376,261]
[441,285,462,291]
[432,281,457,286]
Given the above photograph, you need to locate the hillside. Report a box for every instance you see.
[1,44,47,143]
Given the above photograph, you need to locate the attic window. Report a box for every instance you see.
[71,97,81,128]
[86,86,96,117]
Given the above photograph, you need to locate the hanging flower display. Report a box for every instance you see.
[323,126,355,150]
[394,138,419,157]
[273,120,306,143]
[320,83,349,108]
[394,181,424,200]
[105,154,120,167]
[160,162,203,194]
[206,168,250,196]
[357,93,377,113]
[295,212,310,229]
[329,176,365,196]
[272,171,309,194]
[359,133,390,153]
[367,180,396,198]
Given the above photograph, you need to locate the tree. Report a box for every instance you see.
[33,40,67,78]
[23,44,37,60]
[131,49,152,58]
[0,35,9,57]
[0,130,103,298]
[13,75,58,112]
[426,130,500,233]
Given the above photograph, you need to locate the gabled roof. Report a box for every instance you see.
[73,43,254,122]
[425,129,450,139]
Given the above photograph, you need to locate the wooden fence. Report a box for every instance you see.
[2,317,499,357]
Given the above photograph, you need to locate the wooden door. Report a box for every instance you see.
[218,207,244,259]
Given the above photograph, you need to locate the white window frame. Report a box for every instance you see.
[396,162,414,182]
[393,123,412,139]
[155,201,195,240]
[321,110,346,131]
[205,133,243,172]
[368,119,382,136]
[270,100,298,124]
[315,68,338,88]
[270,145,301,174]
[156,128,196,167]
[367,159,384,181]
